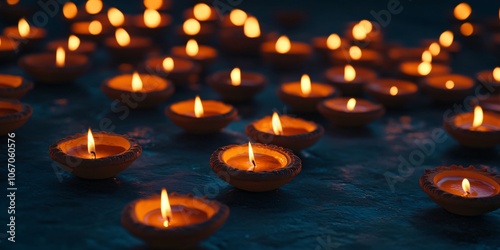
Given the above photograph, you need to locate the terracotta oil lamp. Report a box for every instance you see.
[311,33,349,60]
[70,20,110,42]
[210,142,302,192]
[278,74,338,112]
[421,74,474,102]
[476,67,500,94]
[0,74,33,99]
[0,99,32,134]
[330,45,382,69]
[102,71,174,108]
[324,64,377,96]
[246,112,324,152]
[420,165,500,216]
[165,96,237,134]
[0,36,19,62]
[261,35,312,69]
[183,3,219,28]
[219,12,264,55]
[345,20,384,50]
[104,28,152,62]
[49,129,142,179]
[131,9,171,38]
[144,56,200,88]
[177,18,214,43]
[207,67,266,103]
[317,97,385,127]
[444,106,500,148]
[388,44,449,65]
[3,18,46,50]
[398,51,450,83]
[121,189,229,249]
[365,79,418,108]
[46,35,96,56]
[19,46,90,84]
[171,39,217,69]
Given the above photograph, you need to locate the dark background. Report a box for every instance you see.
[1,0,500,249]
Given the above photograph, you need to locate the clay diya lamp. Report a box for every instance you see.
[345,20,384,50]
[0,99,32,134]
[183,3,219,29]
[93,7,133,30]
[46,35,96,56]
[311,33,349,60]
[102,71,174,108]
[219,13,264,55]
[422,30,461,55]
[171,39,217,69]
[3,18,46,51]
[165,96,237,134]
[420,165,500,216]
[476,67,500,94]
[444,106,500,148]
[261,35,312,69]
[330,45,382,68]
[0,74,33,99]
[19,47,89,84]
[246,112,324,152]
[365,79,418,108]
[49,129,142,179]
[104,28,152,62]
[0,36,19,62]
[278,74,338,112]
[207,67,266,103]
[121,189,229,249]
[177,18,214,43]
[458,22,483,47]
[398,60,450,83]
[317,97,385,127]
[388,44,449,66]
[324,64,377,96]
[210,142,302,192]
[70,20,111,42]
[144,56,200,88]
[421,74,474,103]
[131,9,171,38]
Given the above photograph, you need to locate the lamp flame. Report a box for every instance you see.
[63,2,78,19]
[389,86,398,96]
[243,16,260,38]
[186,39,199,57]
[300,74,311,96]
[493,67,500,82]
[107,8,125,27]
[344,64,356,82]
[421,50,432,63]
[194,95,204,118]
[460,22,474,37]
[116,28,130,47]
[417,62,432,76]
[85,0,103,15]
[275,35,291,54]
[272,112,283,136]
[230,68,241,86]
[359,20,373,33]
[162,57,174,72]
[454,2,472,21]
[183,18,200,36]
[352,24,367,40]
[429,42,440,56]
[462,178,471,197]
[144,0,162,10]
[193,3,211,21]
[56,47,65,67]
[248,142,256,171]
[68,35,80,51]
[144,9,161,28]
[131,71,143,92]
[18,18,30,38]
[88,20,102,35]
[349,46,362,60]
[471,106,483,130]
[347,98,356,111]
[87,128,96,159]
[439,31,454,48]
[161,188,172,227]
[229,9,247,26]
[326,34,341,50]
[445,80,455,90]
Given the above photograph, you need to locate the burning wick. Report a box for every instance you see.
[87,128,96,159]
[462,178,471,197]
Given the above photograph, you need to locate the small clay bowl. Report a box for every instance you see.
[210,143,302,192]
[171,44,217,69]
[421,38,461,55]
[311,35,349,60]
[324,66,377,96]
[317,97,385,127]
[0,99,32,134]
[165,99,237,134]
[443,110,500,148]
[398,61,451,83]
[260,40,312,69]
[245,115,324,152]
[0,35,19,62]
[104,36,153,62]
[365,79,418,108]
[421,74,474,103]
[2,26,46,51]
[48,131,142,179]
[420,165,500,216]
[18,53,90,84]
[144,56,200,88]
[130,13,172,38]
[476,69,500,94]
[176,22,215,44]
[70,21,112,42]
[46,39,96,56]
[0,74,33,99]
[277,82,339,113]
[388,46,450,65]
[207,70,266,102]
[122,193,229,249]
[329,48,383,68]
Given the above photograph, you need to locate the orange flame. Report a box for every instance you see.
[88,20,102,35]
[85,0,103,15]
[193,3,211,21]
[63,2,78,19]
[275,35,291,54]
[144,9,161,28]
[344,65,356,82]
[194,95,204,118]
[68,35,80,51]
[144,0,163,10]
[243,16,260,38]
[493,67,500,82]
[229,9,247,26]
[439,31,454,48]
[131,72,143,92]
[116,28,130,47]
[248,142,256,171]
[428,42,440,56]
[56,47,65,67]
[471,106,483,130]
[230,68,241,86]
[183,18,200,35]
[162,57,174,72]
[186,39,199,57]
[161,188,173,227]
[300,74,311,96]
[389,86,398,96]
[349,46,362,60]
[326,33,341,50]
[272,112,283,135]
[18,18,30,38]
[347,98,356,111]
[460,22,474,37]
[107,8,125,27]
[462,178,471,197]
[454,3,472,21]
[87,128,96,159]
[417,62,432,76]
[445,80,455,90]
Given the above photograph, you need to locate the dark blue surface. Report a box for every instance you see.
[1,1,500,249]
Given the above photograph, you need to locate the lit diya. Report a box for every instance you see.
[311,33,349,60]
[278,74,338,112]
[398,50,450,83]
[171,39,217,69]
[0,99,32,135]
[0,74,33,99]
[144,56,200,88]
[0,36,18,62]
[46,35,96,56]
[324,64,377,96]
[165,96,237,134]
[104,28,153,62]
[121,189,229,249]
[219,12,264,55]
[330,45,382,68]
[207,67,266,102]
[422,30,461,54]
[388,44,449,65]
[345,20,384,50]
[183,3,219,27]
[70,20,110,42]
[317,97,385,127]
[476,67,500,94]
[420,165,500,216]
[3,18,46,50]
[261,35,312,69]
[18,46,89,84]
[365,79,418,108]
[421,74,474,102]
[177,18,214,43]
[49,129,142,179]
[444,106,500,148]
[246,112,324,152]
[131,9,171,38]
[210,142,302,192]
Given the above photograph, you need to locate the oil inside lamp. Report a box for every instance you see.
[243,16,260,38]
[454,2,472,21]
[326,34,341,50]
[460,22,474,37]
[88,20,102,35]
[275,35,291,54]
[230,68,241,86]
[162,57,174,72]
[428,42,441,56]
[344,64,356,82]
[68,35,80,51]
[85,0,103,15]
[56,47,65,68]
[225,142,283,172]
[194,95,204,118]
[346,98,356,111]
[144,0,163,10]
[87,128,96,159]
[108,8,125,27]
[462,178,471,197]
[389,86,398,96]
[445,80,455,89]
[439,30,454,48]
[300,74,311,97]
[193,3,211,21]
[229,9,247,26]
[144,9,161,28]
[186,39,199,57]
[18,18,30,38]
[63,2,78,20]
[349,46,362,60]
[183,18,201,36]
[115,28,130,47]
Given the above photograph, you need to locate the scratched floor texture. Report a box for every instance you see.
[1,0,500,249]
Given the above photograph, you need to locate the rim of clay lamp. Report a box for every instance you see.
[443,111,500,148]
[317,97,385,126]
[0,74,33,99]
[0,98,32,133]
[419,165,500,216]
